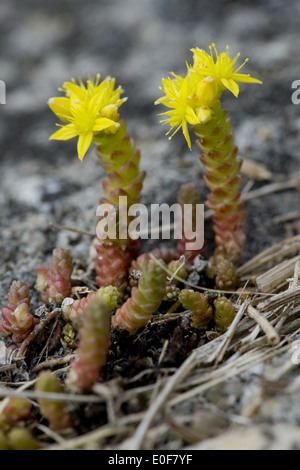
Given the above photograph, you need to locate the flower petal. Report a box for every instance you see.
[49,124,77,141]
[182,120,191,149]
[48,97,72,121]
[185,106,199,125]
[221,78,240,97]
[93,117,119,132]
[63,82,87,101]
[232,73,262,84]
[77,132,93,160]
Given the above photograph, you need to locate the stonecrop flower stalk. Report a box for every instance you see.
[156,44,262,280]
[0,397,32,431]
[35,371,74,431]
[178,289,213,329]
[66,299,112,392]
[94,120,145,294]
[112,254,166,335]
[0,280,38,344]
[35,248,73,305]
[214,296,236,332]
[176,183,204,264]
[62,285,120,328]
[49,74,145,294]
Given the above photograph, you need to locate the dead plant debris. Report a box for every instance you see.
[1,233,300,450]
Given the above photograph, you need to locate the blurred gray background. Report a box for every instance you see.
[1,0,300,304]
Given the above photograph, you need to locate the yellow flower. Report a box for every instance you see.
[156,44,262,148]
[191,43,262,97]
[48,74,127,160]
[155,74,200,148]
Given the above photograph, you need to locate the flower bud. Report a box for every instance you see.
[101,104,119,122]
[196,106,212,124]
[196,77,218,107]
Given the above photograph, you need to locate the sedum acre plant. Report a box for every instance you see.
[36,248,73,305]
[66,298,112,392]
[112,254,166,335]
[44,46,260,344]
[35,371,74,431]
[176,182,204,264]
[156,43,262,285]
[0,397,32,431]
[179,289,213,329]
[0,41,268,450]
[214,296,237,332]
[62,285,120,327]
[0,280,37,344]
[49,75,145,295]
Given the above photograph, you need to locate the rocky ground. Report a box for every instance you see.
[1,0,300,450]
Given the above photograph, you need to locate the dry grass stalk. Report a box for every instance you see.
[273,210,300,224]
[255,255,300,293]
[213,301,250,366]
[124,349,199,450]
[168,342,292,409]
[246,305,280,345]
[237,234,300,278]
[257,286,300,313]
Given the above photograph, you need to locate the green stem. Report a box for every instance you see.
[93,122,145,291]
[95,121,145,209]
[193,101,245,265]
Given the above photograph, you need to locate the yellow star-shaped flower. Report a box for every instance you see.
[155,74,203,148]
[156,44,262,148]
[191,43,262,97]
[49,74,127,160]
